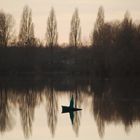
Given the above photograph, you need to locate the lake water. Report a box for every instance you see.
[0,76,140,140]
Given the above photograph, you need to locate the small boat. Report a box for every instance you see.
[62,105,82,113]
[62,96,82,113]
[62,96,82,124]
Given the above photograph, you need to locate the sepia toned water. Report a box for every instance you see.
[0,76,140,140]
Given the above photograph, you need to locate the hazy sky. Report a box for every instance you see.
[0,0,140,44]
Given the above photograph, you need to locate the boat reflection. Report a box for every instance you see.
[62,95,82,125]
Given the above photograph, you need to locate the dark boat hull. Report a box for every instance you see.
[62,106,82,113]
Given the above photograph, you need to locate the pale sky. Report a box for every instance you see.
[0,0,140,44]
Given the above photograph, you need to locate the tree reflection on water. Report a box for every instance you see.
[0,76,139,138]
[0,89,15,134]
[45,78,58,137]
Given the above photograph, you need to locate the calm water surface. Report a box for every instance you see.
[0,76,140,140]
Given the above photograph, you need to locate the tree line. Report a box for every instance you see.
[1,5,138,47]
[0,6,139,77]
[1,5,140,48]
[0,5,82,47]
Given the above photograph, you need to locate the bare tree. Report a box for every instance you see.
[69,8,81,47]
[92,6,104,47]
[0,11,15,47]
[19,5,35,47]
[45,8,58,48]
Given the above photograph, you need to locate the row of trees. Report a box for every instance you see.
[1,5,139,48]
[1,5,140,48]
[0,5,82,47]
[0,6,139,77]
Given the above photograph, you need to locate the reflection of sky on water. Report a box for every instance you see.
[0,91,139,140]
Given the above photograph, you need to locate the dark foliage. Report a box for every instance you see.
[91,11,140,78]
[0,41,139,78]
[0,6,139,78]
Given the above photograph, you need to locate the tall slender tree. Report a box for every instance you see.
[0,11,15,47]
[69,8,81,48]
[118,11,134,48]
[45,8,58,69]
[45,8,58,48]
[92,6,104,47]
[19,5,35,47]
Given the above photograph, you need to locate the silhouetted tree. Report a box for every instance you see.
[92,6,104,47]
[19,5,35,47]
[45,8,58,67]
[45,8,58,47]
[0,11,15,47]
[117,11,134,48]
[69,8,81,47]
